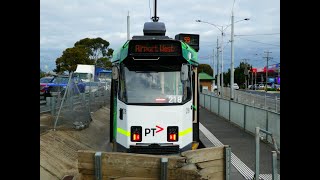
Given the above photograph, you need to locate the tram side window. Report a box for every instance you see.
[118,65,127,102]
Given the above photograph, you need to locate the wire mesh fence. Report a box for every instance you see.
[41,73,110,130]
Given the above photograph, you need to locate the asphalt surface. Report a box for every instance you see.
[199,106,280,179]
[243,89,280,98]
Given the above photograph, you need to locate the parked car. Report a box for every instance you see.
[44,76,86,97]
[211,84,217,91]
[258,84,265,90]
[40,76,55,100]
[233,83,239,90]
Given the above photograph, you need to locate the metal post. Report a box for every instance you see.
[46,96,51,108]
[217,37,220,97]
[228,100,231,121]
[272,151,278,180]
[160,157,168,180]
[275,96,277,112]
[54,74,72,130]
[221,28,224,98]
[210,95,212,112]
[230,11,235,100]
[244,105,246,131]
[212,48,215,93]
[127,11,130,40]
[204,94,206,109]
[264,94,267,109]
[225,146,231,180]
[95,152,102,180]
[218,98,220,116]
[251,71,253,89]
[255,127,260,180]
[255,72,257,90]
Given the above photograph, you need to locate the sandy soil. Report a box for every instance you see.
[40,106,111,180]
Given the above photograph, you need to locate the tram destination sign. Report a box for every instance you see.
[129,40,182,56]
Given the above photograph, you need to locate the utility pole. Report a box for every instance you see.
[255,71,257,90]
[221,28,224,98]
[216,37,220,96]
[251,69,253,89]
[263,51,273,92]
[242,59,250,90]
[230,11,235,100]
[212,49,215,92]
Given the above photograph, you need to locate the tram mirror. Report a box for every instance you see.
[112,66,119,80]
[181,64,189,81]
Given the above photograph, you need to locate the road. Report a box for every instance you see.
[242,89,280,98]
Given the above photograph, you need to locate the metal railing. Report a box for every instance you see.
[203,88,280,113]
[200,92,280,149]
[255,127,280,180]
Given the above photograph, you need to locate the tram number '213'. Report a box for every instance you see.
[168,95,182,103]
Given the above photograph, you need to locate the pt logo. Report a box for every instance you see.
[145,125,164,136]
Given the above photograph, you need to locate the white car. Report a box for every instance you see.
[258,84,265,90]
[211,84,217,90]
[233,83,239,90]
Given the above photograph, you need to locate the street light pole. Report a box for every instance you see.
[230,11,235,100]
[220,27,224,97]
[212,48,215,92]
[216,37,220,96]
[196,18,249,99]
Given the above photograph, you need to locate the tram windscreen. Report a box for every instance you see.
[118,65,191,104]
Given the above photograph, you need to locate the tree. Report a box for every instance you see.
[96,57,112,69]
[74,37,114,63]
[221,62,252,88]
[40,68,46,78]
[55,46,94,74]
[198,64,213,76]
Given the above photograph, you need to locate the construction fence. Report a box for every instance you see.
[42,74,110,130]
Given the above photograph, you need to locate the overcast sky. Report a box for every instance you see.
[40,0,280,73]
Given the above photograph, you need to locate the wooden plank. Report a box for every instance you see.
[196,159,224,169]
[115,177,158,180]
[78,168,181,179]
[80,174,114,180]
[80,174,179,180]
[175,169,201,180]
[200,171,224,180]
[77,150,186,171]
[179,163,197,171]
[199,166,224,178]
[79,166,160,177]
[181,146,224,164]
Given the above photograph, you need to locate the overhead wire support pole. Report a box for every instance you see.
[230,11,235,100]
[195,17,249,99]
[212,48,215,92]
[263,51,272,92]
[220,27,224,98]
[216,37,220,96]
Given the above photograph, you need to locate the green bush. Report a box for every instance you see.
[267,88,276,91]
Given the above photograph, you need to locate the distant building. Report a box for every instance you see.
[198,72,215,92]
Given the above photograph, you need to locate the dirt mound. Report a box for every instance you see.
[40,106,111,180]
